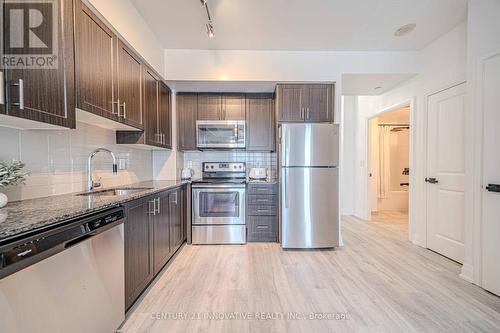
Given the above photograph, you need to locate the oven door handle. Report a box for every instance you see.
[192,184,246,189]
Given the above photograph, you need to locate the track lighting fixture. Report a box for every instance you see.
[206,21,215,39]
[200,0,214,39]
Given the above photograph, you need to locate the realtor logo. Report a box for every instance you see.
[1,0,58,69]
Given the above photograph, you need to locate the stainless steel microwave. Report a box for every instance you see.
[196,120,246,149]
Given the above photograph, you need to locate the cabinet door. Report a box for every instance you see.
[117,40,143,129]
[304,84,333,122]
[75,1,118,121]
[153,192,171,275]
[0,1,4,116]
[222,94,245,120]
[125,197,154,310]
[197,94,221,120]
[177,94,198,150]
[144,68,159,146]
[246,95,275,151]
[158,82,172,149]
[170,189,183,251]
[3,0,75,128]
[278,85,303,122]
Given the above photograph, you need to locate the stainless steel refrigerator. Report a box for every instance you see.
[280,123,340,249]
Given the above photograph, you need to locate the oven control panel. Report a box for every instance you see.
[203,162,246,172]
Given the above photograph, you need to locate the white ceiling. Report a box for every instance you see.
[131,0,467,51]
[342,73,417,96]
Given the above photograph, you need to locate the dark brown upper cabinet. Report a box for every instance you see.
[116,66,171,149]
[177,94,198,151]
[143,68,159,146]
[277,84,335,123]
[246,94,275,152]
[223,94,245,120]
[197,94,221,120]
[158,82,172,149]
[75,1,143,130]
[116,40,143,128]
[1,0,75,129]
[197,94,245,120]
[75,1,117,122]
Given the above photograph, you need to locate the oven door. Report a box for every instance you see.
[192,185,246,225]
[196,120,246,149]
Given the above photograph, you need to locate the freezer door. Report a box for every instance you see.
[281,167,339,248]
[281,123,339,167]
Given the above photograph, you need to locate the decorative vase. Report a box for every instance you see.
[0,192,8,208]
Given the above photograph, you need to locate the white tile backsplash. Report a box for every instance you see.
[183,151,277,179]
[0,122,153,202]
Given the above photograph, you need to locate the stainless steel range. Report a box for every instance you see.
[192,162,246,244]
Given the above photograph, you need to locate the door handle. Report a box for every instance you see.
[425,177,439,184]
[485,184,500,193]
[11,79,24,110]
[0,71,4,105]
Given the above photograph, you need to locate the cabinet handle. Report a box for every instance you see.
[172,192,178,205]
[148,200,156,215]
[306,108,310,120]
[112,100,120,115]
[11,79,24,110]
[256,225,269,230]
[155,197,161,214]
[257,209,270,213]
[300,107,304,120]
[256,199,269,202]
[121,102,127,119]
[0,71,4,105]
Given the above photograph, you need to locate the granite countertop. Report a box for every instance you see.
[0,180,190,244]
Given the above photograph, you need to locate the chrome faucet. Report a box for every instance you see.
[87,148,118,191]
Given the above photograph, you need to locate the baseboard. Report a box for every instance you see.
[460,263,475,284]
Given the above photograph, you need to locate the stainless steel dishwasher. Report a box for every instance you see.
[0,207,125,333]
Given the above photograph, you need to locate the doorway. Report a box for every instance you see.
[368,105,410,229]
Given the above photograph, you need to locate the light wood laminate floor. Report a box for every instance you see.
[121,215,500,333]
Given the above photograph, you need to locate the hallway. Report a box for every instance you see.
[121,216,500,333]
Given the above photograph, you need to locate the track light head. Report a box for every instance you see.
[200,0,207,6]
[206,21,214,39]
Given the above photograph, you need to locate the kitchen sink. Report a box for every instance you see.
[77,187,154,197]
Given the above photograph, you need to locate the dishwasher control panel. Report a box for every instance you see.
[0,207,124,280]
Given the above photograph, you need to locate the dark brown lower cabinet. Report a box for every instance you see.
[153,192,171,275]
[124,196,154,311]
[169,190,183,250]
[247,183,279,242]
[124,186,187,311]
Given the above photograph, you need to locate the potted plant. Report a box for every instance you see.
[0,160,29,208]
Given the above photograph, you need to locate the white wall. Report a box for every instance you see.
[87,0,165,75]
[348,22,467,246]
[462,0,500,285]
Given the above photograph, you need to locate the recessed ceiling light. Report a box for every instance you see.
[394,23,416,37]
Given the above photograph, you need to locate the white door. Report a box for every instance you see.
[481,52,500,296]
[426,83,466,263]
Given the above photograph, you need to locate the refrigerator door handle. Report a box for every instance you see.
[284,168,289,208]
[284,126,290,166]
